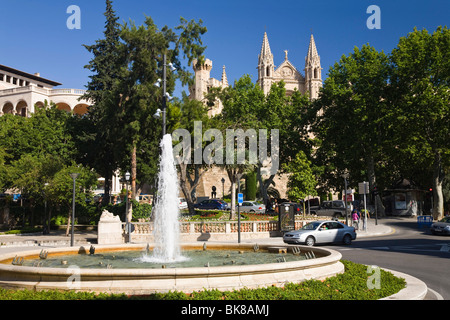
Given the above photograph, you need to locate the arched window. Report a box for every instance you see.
[56,103,71,113]
[16,101,28,117]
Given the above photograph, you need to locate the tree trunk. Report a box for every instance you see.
[179,163,195,216]
[102,170,113,206]
[230,180,236,220]
[178,163,208,216]
[131,144,137,200]
[257,165,275,206]
[432,151,444,220]
[366,153,385,216]
[65,209,72,237]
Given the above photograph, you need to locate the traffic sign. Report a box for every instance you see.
[358,182,369,194]
[238,193,244,204]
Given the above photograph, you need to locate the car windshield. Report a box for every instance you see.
[440,217,450,223]
[302,222,322,230]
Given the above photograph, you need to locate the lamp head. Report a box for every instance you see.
[69,173,80,180]
[153,109,162,119]
[168,63,176,72]
[165,92,173,101]
[125,172,131,181]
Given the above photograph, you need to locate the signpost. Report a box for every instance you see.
[359,182,369,231]
[238,193,244,205]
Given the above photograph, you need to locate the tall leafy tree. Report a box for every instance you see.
[389,27,450,220]
[116,15,207,205]
[81,0,123,204]
[312,45,390,212]
[211,75,263,218]
[171,93,210,215]
[208,76,312,211]
[284,151,318,203]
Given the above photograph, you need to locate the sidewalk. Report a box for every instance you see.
[0,230,97,249]
[0,217,394,249]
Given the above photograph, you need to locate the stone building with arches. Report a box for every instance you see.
[0,64,90,117]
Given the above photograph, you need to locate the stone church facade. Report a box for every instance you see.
[257,32,323,99]
[189,32,323,200]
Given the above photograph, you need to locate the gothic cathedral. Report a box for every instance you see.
[258,32,322,99]
[188,32,323,199]
[190,32,323,115]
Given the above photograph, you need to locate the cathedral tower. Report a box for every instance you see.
[257,32,275,95]
[191,58,213,103]
[190,59,228,117]
[304,34,323,100]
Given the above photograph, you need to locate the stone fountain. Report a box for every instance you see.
[0,135,344,294]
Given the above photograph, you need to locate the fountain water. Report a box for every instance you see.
[143,134,186,263]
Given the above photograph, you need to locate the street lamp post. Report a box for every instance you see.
[125,171,131,243]
[69,173,80,247]
[342,173,350,225]
[154,54,176,136]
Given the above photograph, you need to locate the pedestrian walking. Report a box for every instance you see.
[352,208,360,230]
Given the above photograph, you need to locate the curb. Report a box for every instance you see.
[381,268,428,300]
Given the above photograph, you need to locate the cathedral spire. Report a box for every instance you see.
[305,33,322,100]
[259,32,273,61]
[257,32,275,94]
[306,33,319,63]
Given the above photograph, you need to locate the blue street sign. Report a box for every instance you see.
[238,193,244,204]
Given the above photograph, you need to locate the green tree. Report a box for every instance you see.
[207,76,312,211]
[210,75,262,218]
[389,27,450,220]
[81,0,123,204]
[171,94,211,215]
[46,166,97,236]
[245,171,257,201]
[312,44,390,212]
[284,151,318,203]
[257,81,311,205]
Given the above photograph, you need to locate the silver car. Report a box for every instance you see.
[236,201,266,213]
[283,220,357,246]
[431,217,450,235]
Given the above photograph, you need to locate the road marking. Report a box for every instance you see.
[440,244,450,252]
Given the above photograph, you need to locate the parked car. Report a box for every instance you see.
[310,200,349,218]
[283,220,357,246]
[236,201,266,213]
[194,199,229,210]
[430,217,450,235]
[179,198,188,210]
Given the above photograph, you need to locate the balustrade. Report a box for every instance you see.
[122,220,283,235]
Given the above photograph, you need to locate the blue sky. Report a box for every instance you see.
[0,0,448,98]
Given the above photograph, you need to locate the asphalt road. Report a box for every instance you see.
[333,218,450,300]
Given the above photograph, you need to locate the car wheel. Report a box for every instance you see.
[305,236,315,247]
[333,213,342,219]
[343,234,352,245]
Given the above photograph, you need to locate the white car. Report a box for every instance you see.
[236,201,266,213]
[283,220,357,246]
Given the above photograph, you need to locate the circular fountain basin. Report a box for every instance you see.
[0,243,344,295]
